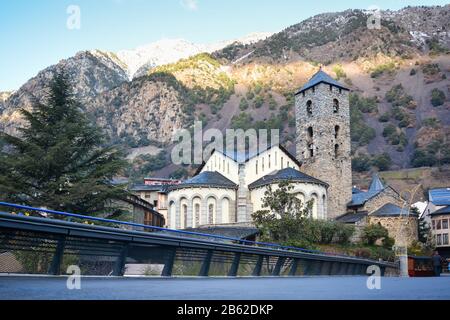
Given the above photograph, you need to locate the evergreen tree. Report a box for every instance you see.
[0,72,127,215]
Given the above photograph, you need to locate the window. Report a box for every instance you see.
[153,200,158,208]
[432,220,436,230]
[306,100,312,115]
[262,158,265,172]
[145,193,151,199]
[307,127,313,138]
[443,219,448,229]
[329,85,333,91]
[208,204,214,225]
[437,220,442,230]
[444,233,449,245]
[437,234,442,245]
[268,154,271,169]
[255,160,258,175]
[281,157,284,168]
[334,144,339,158]
[227,162,230,174]
[333,99,339,113]
[308,143,314,158]
[194,203,200,227]
[223,159,225,172]
[335,125,340,139]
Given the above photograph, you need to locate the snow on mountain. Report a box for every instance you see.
[116,32,273,79]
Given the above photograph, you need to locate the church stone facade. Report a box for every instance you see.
[295,70,352,219]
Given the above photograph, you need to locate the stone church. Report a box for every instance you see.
[132,69,417,244]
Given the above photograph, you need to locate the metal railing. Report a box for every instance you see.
[0,201,399,277]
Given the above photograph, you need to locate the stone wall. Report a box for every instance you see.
[368,216,419,246]
[363,187,404,214]
[295,82,352,219]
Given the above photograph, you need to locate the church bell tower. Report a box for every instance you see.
[295,69,352,219]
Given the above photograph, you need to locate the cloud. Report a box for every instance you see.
[180,0,198,11]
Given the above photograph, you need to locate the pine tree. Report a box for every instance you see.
[0,72,127,216]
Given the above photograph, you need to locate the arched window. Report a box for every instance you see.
[308,143,314,158]
[194,203,200,227]
[334,125,340,139]
[181,203,188,229]
[306,100,313,115]
[310,194,319,219]
[307,127,313,138]
[221,198,230,224]
[333,99,339,113]
[334,144,339,158]
[169,201,176,229]
[208,204,214,225]
[322,195,327,219]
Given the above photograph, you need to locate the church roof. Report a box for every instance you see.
[335,211,368,223]
[194,144,302,176]
[348,174,387,207]
[130,184,171,193]
[169,171,238,191]
[430,205,450,216]
[368,173,385,192]
[296,69,349,95]
[370,203,418,217]
[248,167,328,190]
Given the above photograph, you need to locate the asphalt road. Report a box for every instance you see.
[1,275,449,300]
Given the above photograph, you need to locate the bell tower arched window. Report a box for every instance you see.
[334,125,340,139]
[334,144,339,158]
[333,99,339,113]
[306,100,312,115]
[307,127,313,138]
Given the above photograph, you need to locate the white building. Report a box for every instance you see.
[165,145,328,230]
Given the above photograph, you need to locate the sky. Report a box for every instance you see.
[0,0,448,91]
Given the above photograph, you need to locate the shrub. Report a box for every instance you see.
[409,69,416,76]
[370,62,396,78]
[431,88,445,107]
[335,223,355,244]
[378,112,390,122]
[352,154,371,172]
[422,63,440,75]
[382,236,395,249]
[362,224,389,245]
[422,118,440,128]
[371,153,392,171]
[239,98,249,111]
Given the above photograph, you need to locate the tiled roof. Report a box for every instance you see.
[296,69,349,95]
[335,212,368,223]
[169,171,238,190]
[430,205,450,216]
[371,203,418,217]
[348,174,386,207]
[429,188,450,206]
[248,167,328,190]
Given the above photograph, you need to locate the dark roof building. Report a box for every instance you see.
[430,205,450,216]
[248,167,328,190]
[296,69,350,95]
[169,171,238,191]
[371,203,418,217]
[348,174,389,207]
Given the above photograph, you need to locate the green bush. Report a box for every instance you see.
[431,88,445,107]
[371,153,392,171]
[422,63,440,75]
[370,62,396,78]
[239,98,249,111]
[378,112,390,122]
[362,224,389,245]
[352,154,371,172]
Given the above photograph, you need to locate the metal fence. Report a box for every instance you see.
[0,202,399,277]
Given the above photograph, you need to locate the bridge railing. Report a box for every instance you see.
[0,201,399,277]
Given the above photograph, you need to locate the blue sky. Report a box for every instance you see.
[0,0,448,91]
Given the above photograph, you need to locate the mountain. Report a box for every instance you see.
[1,5,449,180]
[116,32,273,79]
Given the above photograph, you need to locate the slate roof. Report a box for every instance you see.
[348,174,386,207]
[130,184,171,193]
[296,69,349,95]
[429,188,450,206]
[371,203,418,217]
[430,205,450,216]
[248,167,328,190]
[335,211,368,223]
[169,171,238,190]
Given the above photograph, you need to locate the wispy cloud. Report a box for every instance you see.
[180,0,198,11]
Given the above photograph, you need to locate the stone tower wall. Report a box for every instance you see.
[295,83,352,219]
